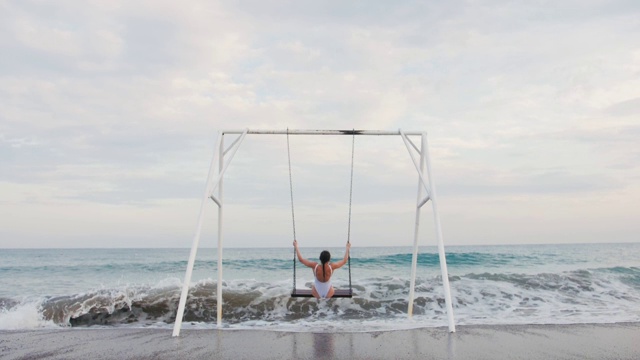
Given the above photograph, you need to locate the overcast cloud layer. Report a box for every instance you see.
[1,0,639,248]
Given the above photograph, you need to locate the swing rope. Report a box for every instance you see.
[346,131,355,293]
[287,129,297,293]
[288,130,355,296]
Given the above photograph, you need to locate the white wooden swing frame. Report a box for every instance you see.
[172,129,456,336]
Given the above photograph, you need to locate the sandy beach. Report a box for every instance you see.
[1,323,638,359]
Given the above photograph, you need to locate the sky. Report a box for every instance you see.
[1,0,639,248]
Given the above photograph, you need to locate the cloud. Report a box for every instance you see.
[1,0,640,247]
[604,97,640,117]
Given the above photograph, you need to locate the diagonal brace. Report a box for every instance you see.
[208,129,248,196]
[399,129,431,197]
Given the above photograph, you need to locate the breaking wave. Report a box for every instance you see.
[2,266,639,330]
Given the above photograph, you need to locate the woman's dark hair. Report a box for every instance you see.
[319,250,331,278]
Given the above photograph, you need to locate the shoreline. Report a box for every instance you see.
[2,322,639,359]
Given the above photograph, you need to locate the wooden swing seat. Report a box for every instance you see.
[291,288,353,298]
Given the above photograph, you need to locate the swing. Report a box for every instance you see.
[287,130,355,298]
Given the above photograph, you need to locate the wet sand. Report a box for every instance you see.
[1,323,638,359]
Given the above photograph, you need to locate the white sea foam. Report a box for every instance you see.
[0,301,57,330]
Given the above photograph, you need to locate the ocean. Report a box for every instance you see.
[1,243,639,332]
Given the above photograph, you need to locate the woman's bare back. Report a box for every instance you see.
[314,263,333,282]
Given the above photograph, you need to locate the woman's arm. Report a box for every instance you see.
[293,240,316,268]
[331,242,351,269]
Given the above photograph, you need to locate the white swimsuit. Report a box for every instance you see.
[313,264,333,298]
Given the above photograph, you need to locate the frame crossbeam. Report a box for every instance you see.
[417,195,431,209]
[209,195,221,208]
[222,129,422,136]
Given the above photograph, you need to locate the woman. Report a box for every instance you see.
[293,240,351,299]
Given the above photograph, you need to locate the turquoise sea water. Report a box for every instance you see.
[1,243,639,331]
